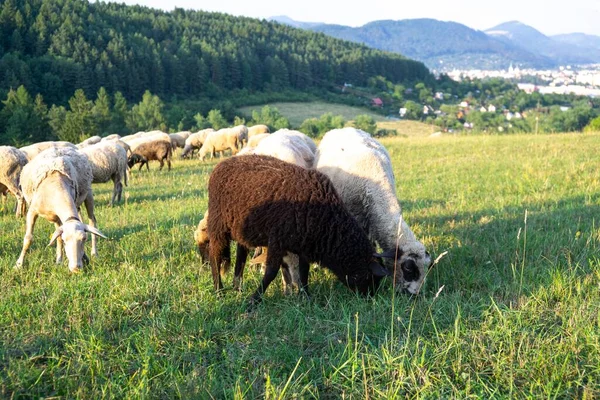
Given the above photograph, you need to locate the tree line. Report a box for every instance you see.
[0,0,432,107]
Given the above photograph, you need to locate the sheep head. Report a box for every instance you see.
[49,220,108,272]
[127,153,146,168]
[376,244,432,295]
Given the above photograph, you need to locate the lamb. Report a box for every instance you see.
[79,142,129,206]
[181,129,215,158]
[128,139,172,171]
[169,131,192,149]
[198,128,240,161]
[16,147,107,272]
[315,127,431,295]
[206,154,392,307]
[0,146,28,217]
[76,136,102,149]
[20,141,77,161]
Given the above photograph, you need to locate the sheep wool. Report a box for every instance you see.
[0,146,28,216]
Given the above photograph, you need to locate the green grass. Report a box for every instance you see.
[238,101,387,127]
[1,133,600,397]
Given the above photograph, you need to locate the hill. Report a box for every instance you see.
[274,16,600,70]
[0,0,431,105]
[485,21,600,65]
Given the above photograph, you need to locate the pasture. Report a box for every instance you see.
[1,133,600,398]
[237,102,388,127]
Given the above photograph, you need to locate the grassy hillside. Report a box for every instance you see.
[1,133,600,397]
[238,102,388,127]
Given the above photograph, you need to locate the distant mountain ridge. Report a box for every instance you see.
[270,16,600,70]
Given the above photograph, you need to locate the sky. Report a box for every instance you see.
[112,0,600,36]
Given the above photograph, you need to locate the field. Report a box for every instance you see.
[1,133,600,398]
[237,102,388,127]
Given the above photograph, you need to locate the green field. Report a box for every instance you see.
[238,102,388,127]
[1,133,600,397]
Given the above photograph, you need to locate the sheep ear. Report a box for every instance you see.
[374,248,402,259]
[369,262,391,277]
[85,225,108,239]
[48,227,63,247]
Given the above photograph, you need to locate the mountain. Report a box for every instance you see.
[268,15,324,29]
[485,21,600,65]
[0,0,432,106]
[552,33,600,52]
[308,18,550,70]
[272,16,600,70]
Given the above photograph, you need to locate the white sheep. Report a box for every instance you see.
[247,124,270,140]
[101,134,121,142]
[315,127,431,294]
[20,141,77,161]
[245,133,270,149]
[79,142,129,206]
[272,129,317,155]
[16,147,107,272]
[0,146,28,217]
[251,133,315,169]
[123,132,171,152]
[169,131,192,149]
[198,128,240,161]
[76,136,102,149]
[231,125,249,148]
[181,129,215,158]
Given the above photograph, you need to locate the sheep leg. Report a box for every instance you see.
[209,236,228,292]
[83,194,99,257]
[298,258,310,298]
[167,158,172,171]
[145,161,149,171]
[159,159,164,170]
[15,211,38,268]
[54,222,64,264]
[281,264,293,295]
[233,244,249,292]
[248,246,283,309]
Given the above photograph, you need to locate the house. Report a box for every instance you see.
[399,108,407,118]
[460,100,470,108]
[480,106,487,113]
[371,98,383,107]
[488,104,497,113]
[423,105,435,115]
[435,92,445,100]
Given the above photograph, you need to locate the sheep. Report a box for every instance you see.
[252,132,315,169]
[123,132,171,152]
[128,139,172,171]
[206,154,392,307]
[20,141,77,161]
[16,147,107,272]
[101,134,121,141]
[315,127,432,295]
[169,131,192,150]
[245,133,270,149]
[76,136,102,149]
[181,129,215,158]
[0,146,28,217]
[79,142,129,206]
[198,128,240,161]
[247,124,270,140]
[231,125,249,148]
[272,129,317,155]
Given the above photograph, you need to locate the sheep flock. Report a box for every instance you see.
[2,124,431,310]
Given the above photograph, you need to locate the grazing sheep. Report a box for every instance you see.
[114,139,132,156]
[76,136,102,149]
[79,142,129,206]
[272,129,317,155]
[0,146,28,217]
[232,125,249,148]
[20,141,76,161]
[169,131,192,150]
[181,129,215,158]
[101,134,121,141]
[198,128,240,161]
[16,147,107,272]
[247,124,270,140]
[123,132,171,152]
[245,133,270,149]
[128,139,172,171]
[207,155,392,307]
[315,128,431,294]
[252,132,315,169]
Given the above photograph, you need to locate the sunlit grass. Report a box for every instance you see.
[1,133,599,397]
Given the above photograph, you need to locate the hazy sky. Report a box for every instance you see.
[112,0,600,36]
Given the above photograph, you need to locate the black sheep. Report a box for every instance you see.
[128,140,172,171]
[207,154,391,306]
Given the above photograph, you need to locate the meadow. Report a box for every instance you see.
[1,133,599,398]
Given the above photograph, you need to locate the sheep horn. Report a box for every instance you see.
[85,225,109,239]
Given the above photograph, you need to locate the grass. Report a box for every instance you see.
[1,133,600,397]
[237,101,388,127]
